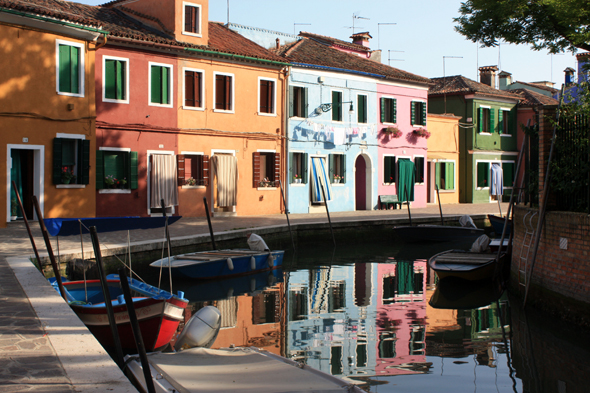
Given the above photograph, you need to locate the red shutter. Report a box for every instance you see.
[268,81,274,113]
[195,72,202,107]
[202,155,209,186]
[274,153,281,183]
[225,76,231,110]
[185,72,194,107]
[177,154,185,186]
[253,152,261,187]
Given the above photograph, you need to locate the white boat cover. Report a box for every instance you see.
[470,234,491,253]
[247,233,269,251]
[133,347,362,393]
[459,215,477,228]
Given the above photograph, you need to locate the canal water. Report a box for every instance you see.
[144,238,590,393]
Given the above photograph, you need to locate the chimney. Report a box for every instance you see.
[564,67,575,85]
[350,32,372,48]
[275,38,280,50]
[498,71,512,90]
[479,66,499,88]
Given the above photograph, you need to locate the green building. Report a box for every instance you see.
[428,67,521,203]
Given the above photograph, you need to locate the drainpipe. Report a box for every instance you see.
[283,65,290,215]
[90,33,108,51]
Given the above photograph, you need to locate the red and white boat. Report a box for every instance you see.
[50,274,188,352]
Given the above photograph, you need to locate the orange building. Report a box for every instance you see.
[1,3,103,227]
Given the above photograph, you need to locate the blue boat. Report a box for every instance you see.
[150,249,284,280]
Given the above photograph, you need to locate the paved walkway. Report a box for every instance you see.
[0,202,508,392]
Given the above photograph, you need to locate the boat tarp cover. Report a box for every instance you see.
[397,158,415,202]
[138,347,360,392]
[44,216,182,236]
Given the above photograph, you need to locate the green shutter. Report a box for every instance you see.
[380,97,386,123]
[151,66,161,103]
[478,108,483,132]
[53,138,63,184]
[329,154,335,182]
[411,101,416,125]
[435,163,441,189]
[341,155,346,184]
[96,151,104,189]
[393,99,397,123]
[70,46,80,94]
[303,88,308,118]
[332,91,341,121]
[477,162,489,187]
[503,162,514,187]
[116,60,124,100]
[288,86,294,117]
[489,108,495,133]
[358,95,367,123]
[384,156,394,183]
[162,66,169,104]
[80,140,90,185]
[289,152,294,182]
[130,151,138,189]
[421,102,426,125]
[58,45,70,93]
[105,60,116,99]
[446,162,455,190]
[498,110,504,134]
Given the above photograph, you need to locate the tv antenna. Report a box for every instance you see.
[352,13,369,35]
[388,50,405,65]
[377,22,396,50]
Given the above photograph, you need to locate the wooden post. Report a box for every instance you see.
[278,180,296,251]
[320,183,336,246]
[203,197,217,250]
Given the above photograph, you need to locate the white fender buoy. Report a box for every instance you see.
[250,256,256,270]
[226,258,234,271]
[267,254,274,267]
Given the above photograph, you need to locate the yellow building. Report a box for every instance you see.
[1,5,105,227]
[426,114,461,205]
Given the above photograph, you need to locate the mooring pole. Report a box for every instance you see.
[278,180,296,251]
[89,226,125,370]
[405,185,412,226]
[320,183,336,246]
[32,196,66,299]
[117,268,157,393]
[161,199,172,294]
[435,184,444,226]
[12,181,44,277]
[203,197,217,250]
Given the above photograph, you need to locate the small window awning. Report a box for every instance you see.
[311,157,332,203]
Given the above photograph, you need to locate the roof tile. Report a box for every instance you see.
[429,75,521,101]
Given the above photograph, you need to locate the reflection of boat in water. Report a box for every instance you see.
[428,249,507,281]
[429,276,504,310]
[178,269,284,302]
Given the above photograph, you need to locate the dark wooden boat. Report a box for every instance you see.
[428,249,507,281]
[487,214,512,236]
[429,276,505,309]
[392,224,484,243]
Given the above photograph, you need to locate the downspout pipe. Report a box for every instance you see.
[90,33,108,51]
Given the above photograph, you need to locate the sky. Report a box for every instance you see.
[75,0,580,87]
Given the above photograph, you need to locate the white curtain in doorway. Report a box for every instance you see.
[311,157,332,203]
[150,154,178,208]
[212,155,238,207]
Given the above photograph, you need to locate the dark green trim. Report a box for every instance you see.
[0,8,109,34]
[184,47,289,67]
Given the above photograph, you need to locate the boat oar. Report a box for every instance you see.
[278,180,296,251]
[435,184,444,226]
[320,183,336,246]
[117,267,156,393]
[203,197,217,250]
[32,196,66,299]
[11,181,44,277]
[88,226,124,370]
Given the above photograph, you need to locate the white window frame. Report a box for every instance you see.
[55,133,86,189]
[98,147,132,194]
[182,2,202,37]
[56,39,85,97]
[180,151,206,189]
[148,62,174,108]
[330,152,345,185]
[290,84,307,119]
[102,55,129,104]
[257,77,277,117]
[356,93,368,124]
[478,105,492,135]
[500,107,512,137]
[435,159,456,192]
[183,67,205,111]
[414,155,425,185]
[381,95,397,125]
[213,72,235,114]
[147,150,176,215]
[383,154,396,186]
[412,100,427,127]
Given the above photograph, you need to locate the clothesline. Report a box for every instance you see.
[292,119,377,146]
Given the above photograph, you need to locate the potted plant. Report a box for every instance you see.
[61,167,75,184]
[334,175,342,183]
[381,126,402,138]
[105,175,117,188]
[119,177,127,188]
[413,128,431,138]
[294,174,301,184]
[186,177,197,186]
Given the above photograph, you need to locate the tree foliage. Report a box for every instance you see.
[455,0,590,53]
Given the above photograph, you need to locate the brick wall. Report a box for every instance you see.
[511,205,590,326]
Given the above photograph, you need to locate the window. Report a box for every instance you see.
[177,154,209,186]
[103,56,128,103]
[289,86,308,118]
[383,155,396,184]
[150,63,173,106]
[96,149,138,190]
[357,94,368,123]
[380,97,397,123]
[477,162,490,188]
[478,107,494,133]
[330,346,343,375]
[184,68,204,109]
[435,161,455,190]
[253,151,280,187]
[499,109,511,134]
[411,101,427,126]
[53,137,90,185]
[332,91,342,121]
[414,156,425,183]
[329,154,345,183]
[56,40,84,96]
[214,73,233,111]
[259,78,276,115]
[289,152,308,183]
[183,3,201,36]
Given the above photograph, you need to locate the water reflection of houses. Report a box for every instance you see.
[287,260,429,378]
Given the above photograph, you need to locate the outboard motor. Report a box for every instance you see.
[175,306,222,350]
